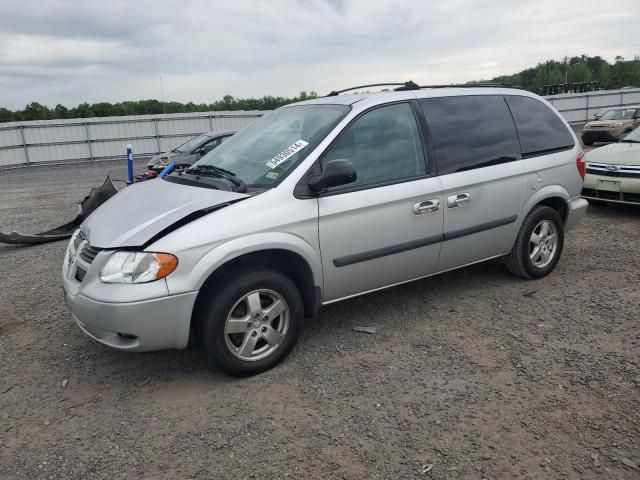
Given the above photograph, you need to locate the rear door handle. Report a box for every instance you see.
[413,199,440,215]
[447,192,471,208]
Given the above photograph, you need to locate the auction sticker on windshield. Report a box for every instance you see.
[266,140,309,169]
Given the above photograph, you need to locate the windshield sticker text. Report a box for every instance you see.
[266,140,309,169]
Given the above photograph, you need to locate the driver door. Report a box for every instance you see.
[316,102,444,301]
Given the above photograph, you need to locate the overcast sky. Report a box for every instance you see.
[0,0,638,109]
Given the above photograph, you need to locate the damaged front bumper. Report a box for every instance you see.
[0,177,118,245]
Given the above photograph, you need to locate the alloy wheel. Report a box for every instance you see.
[529,220,558,268]
[223,289,290,361]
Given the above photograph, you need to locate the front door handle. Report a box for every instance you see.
[447,192,471,208]
[413,199,440,215]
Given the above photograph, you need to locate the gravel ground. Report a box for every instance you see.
[0,155,639,480]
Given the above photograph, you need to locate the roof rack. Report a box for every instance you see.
[418,82,519,89]
[326,81,418,96]
[325,81,521,96]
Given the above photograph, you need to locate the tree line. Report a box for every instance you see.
[0,91,318,123]
[1,55,639,123]
[489,55,640,93]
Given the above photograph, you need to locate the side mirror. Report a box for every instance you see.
[308,159,357,192]
[594,114,603,120]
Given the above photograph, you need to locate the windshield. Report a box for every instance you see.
[600,109,636,120]
[621,127,640,142]
[192,105,350,188]
[174,134,213,153]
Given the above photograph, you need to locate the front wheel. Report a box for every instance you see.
[505,206,564,279]
[196,268,304,376]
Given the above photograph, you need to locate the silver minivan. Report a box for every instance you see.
[63,84,588,376]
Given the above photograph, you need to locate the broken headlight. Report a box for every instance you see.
[100,251,178,284]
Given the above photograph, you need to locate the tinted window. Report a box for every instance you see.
[201,137,222,153]
[420,96,521,175]
[505,95,575,156]
[321,102,426,189]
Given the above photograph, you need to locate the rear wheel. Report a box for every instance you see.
[505,206,564,279]
[196,268,303,376]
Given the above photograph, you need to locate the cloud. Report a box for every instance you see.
[0,0,638,109]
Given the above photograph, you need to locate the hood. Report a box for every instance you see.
[585,142,640,166]
[81,178,247,248]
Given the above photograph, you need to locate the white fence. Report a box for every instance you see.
[0,111,264,168]
[545,87,640,124]
[2,87,640,168]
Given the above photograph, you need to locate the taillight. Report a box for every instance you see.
[576,152,586,180]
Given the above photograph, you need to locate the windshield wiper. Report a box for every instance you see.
[198,164,238,177]
[620,139,640,143]
[185,165,246,192]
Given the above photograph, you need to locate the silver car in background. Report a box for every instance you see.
[63,84,588,376]
[147,130,235,172]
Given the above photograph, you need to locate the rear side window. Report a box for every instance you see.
[419,96,521,175]
[505,95,575,157]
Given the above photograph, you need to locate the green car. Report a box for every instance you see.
[582,127,640,204]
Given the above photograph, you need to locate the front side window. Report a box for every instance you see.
[420,95,521,174]
[505,95,575,156]
[201,136,222,153]
[175,134,212,153]
[194,105,350,187]
[600,109,637,120]
[320,102,426,189]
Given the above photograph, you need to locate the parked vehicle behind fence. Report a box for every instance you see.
[147,130,235,172]
[581,106,640,145]
[582,126,640,204]
[63,83,588,376]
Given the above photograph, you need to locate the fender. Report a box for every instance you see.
[508,184,571,245]
[164,231,323,296]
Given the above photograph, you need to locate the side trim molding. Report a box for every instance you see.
[443,215,518,241]
[332,215,518,268]
[333,234,442,267]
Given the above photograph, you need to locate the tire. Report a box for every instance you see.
[505,206,564,279]
[195,267,303,377]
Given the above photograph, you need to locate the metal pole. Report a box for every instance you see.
[160,76,167,114]
[585,94,589,123]
[19,126,30,166]
[126,144,134,184]
[208,114,213,131]
[84,122,94,161]
[153,118,161,153]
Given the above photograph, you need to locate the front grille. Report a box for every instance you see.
[625,192,640,203]
[597,190,621,201]
[75,265,88,282]
[74,242,103,282]
[78,244,101,263]
[582,131,617,142]
[582,188,640,204]
[587,162,640,178]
